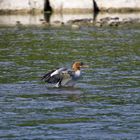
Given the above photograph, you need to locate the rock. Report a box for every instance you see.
[98,17,122,26]
[95,22,102,27]
[51,20,64,27]
[95,0,140,12]
[0,0,44,13]
[109,22,119,27]
[71,24,80,29]
[42,21,50,26]
[40,19,44,21]
[0,0,140,14]
[50,0,93,13]
[100,17,110,22]
[16,21,21,24]
[67,18,93,25]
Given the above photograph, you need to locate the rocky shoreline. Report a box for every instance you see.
[0,1,140,27]
[66,16,140,27]
[95,17,140,27]
[0,12,140,27]
[49,12,140,27]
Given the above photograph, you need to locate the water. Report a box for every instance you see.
[0,24,140,140]
[0,12,140,26]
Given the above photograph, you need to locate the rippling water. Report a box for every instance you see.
[0,25,140,140]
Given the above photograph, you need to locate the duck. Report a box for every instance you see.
[41,61,88,87]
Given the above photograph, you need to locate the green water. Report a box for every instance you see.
[0,25,140,139]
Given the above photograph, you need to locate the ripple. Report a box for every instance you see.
[0,25,140,140]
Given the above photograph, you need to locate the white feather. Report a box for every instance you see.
[50,68,65,77]
[74,70,81,78]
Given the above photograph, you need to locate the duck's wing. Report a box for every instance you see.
[41,70,55,81]
[58,70,74,86]
[41,67,67,84]
[42,68,75,87]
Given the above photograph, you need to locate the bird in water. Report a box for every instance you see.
[41,62,88,87]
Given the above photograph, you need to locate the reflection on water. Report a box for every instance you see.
[0,12,140,26]
[0,22,140,139]
[0,14,44,26]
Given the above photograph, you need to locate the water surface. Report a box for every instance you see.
[0,24,140,139]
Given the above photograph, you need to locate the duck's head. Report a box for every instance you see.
[72,61,89,71]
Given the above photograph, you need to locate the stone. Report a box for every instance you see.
[0,0,140,14]
[71,24,80,29]
[95,0,140,12]
[49,0,93,13]
[0,0,44,13]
